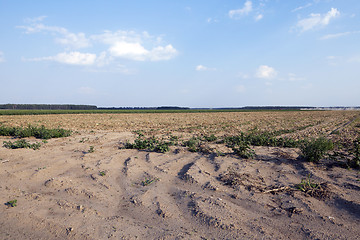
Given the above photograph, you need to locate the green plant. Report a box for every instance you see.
[349,138,360,169]
[169,135,179,145]
[183,137,201,152]
[5,199,17,207]
[232,141,255,159]
[0,124,71,139]
[300,137,334,163]
[295,174,329,199]
[203,134,217,142]
[224,134,255,159]
[141,177,159,186]
[3,139,41,150]
[88,146,95,153]
[154,142,170,153]
[99,171,106,176]
[125,134,172,153]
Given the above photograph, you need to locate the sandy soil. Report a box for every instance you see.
[1,128,359,239]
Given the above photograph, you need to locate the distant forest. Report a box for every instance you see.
[0,104,358,111]
[0,104,97,110]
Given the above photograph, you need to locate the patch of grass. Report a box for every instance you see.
[124,134,173,153]
[141,177,159,186]
[36,166,46,171]
[224,134,255,158]
[0,124,71,139]
[183,137,201,152]
[5,199,17,207]
[3,139,41,150]
[203,134,217,142]
[88,146,95,153]
[349,138,360,169]
[300,137,334,163]
[79,137,89,143]
[295,175,330,200]
[224,131,300,149]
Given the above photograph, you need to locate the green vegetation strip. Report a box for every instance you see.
[124,132,360,169]
[3,139,41,150]
[0,109,303,115]
[0,125,71,139]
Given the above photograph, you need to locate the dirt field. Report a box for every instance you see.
[0,111,359,239]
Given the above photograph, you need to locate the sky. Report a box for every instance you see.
[0,0,359,108]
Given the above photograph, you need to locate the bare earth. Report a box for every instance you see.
[0,112,359,239]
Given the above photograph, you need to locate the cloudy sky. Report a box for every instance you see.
[0,0,359,107]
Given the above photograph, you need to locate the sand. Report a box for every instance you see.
[1,127,359,239]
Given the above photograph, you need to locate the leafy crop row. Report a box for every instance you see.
[0,125,71,139]
[124,131,360,169]
[3,139,41,150]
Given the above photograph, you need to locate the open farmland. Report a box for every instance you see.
[0,111,359,239]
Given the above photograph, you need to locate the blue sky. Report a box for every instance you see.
[0,0,359,107]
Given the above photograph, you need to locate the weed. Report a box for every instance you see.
[295,174,330,199]
[88,146,95,153]
[99,171,106,176]
[203,134,217,142]
[79,137,89,143]
[349,138,360,169]
[141,177,159,186]
[0,124,71,139]
[183,137,201,152]
[3,139,41,150]
[300,137,334,163]
[36,166,46,171]
[224,132,299,149]
[125,134,172,153]
[232,141,255,159]
[154,142,170,153]
[169,135,179,145]
[224,134,255,159]
[5,199,17,207]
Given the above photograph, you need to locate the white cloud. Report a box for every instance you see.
[150,45,178,61]
[109,41,177,61]
[110,41,149,61]
[18,21,91,49]
[24,16,47,23]
[229,1,253,19]
[292,3,313,12]
[320,31,360,40]
[55,32,91,49]
[207,18,219,23]
[296,8,340,32]
[288,73,305,81]
[196,65,216,71]
[19,18,178,66]
[255,14,263,21]
[0,51,4,62]
[256,65,277,79]
[327,56,337,60]
[28,52,97,65]
[51,52,96,65]
[93,30,177,61]
[92,30,145,45]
